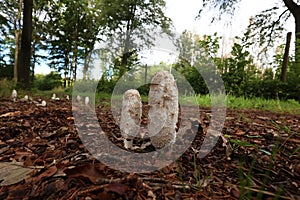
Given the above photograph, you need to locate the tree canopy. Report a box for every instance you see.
[0,0,299,101]
[198,0,300,77]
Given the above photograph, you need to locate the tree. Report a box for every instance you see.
[176,30,195,65]
[45,0,103,84]
[0,0,23,80]
[198,0,300,78]
[175,31,221,94]
[99,0,173,78]
[17,0,33,88]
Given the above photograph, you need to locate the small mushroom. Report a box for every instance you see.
[41,100,47,107]
[120,89,142,149]
[76,95,81,103]
[85,96,89,106]
[51,93,56,100]
[11,89,17,102]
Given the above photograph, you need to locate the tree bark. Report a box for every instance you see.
[281,32,292,82]
[120,3,136,77]
[72,22,78,82]
[282,0,300,75]
[295,13,300,75]
[17,0,33,88]
[13,0,23,82]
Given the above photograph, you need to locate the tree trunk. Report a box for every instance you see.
[72,29,78,82]
[17,0,33,88]
[295,13,300,76]
[281,32,292,82]
[14,28,20,82]
[13,0,23,82]
[120,3,136,77]
[282,0,300,76]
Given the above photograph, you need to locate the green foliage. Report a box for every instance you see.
[197,0,300,80]
[0,65,13,79]
[0,78,16,97]
[34,72,62,91]
[97,78,116,94]
[174,30,300,101]
[197,0,241,21]
[96,0,172,80]
[175,32,220,94]
[219,31,259,97]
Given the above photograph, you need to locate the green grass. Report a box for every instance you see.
[1,84,299,114]
[225,95,300,114]
[96,93,300,114]
[180,94,300,114]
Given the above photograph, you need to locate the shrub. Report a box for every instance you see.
[34,72,62,91]
[0,78,16,97]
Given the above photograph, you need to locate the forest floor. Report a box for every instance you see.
[0,97,299,200]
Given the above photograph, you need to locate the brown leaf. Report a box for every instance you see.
[230,188,240,198]
[26,165,57,183]
[14,151,33,161]
[235,130,245,136]
[64,164,105,184]
[0,111,22,118]
[23,121,31,128]
[0,162,34,186]
[104,183,130,196]
[96,191,115,200]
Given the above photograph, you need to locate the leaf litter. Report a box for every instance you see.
[0,98,299,199]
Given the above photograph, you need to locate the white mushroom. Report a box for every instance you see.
[36,100,47,107]
[20,95,31,102]
[41,100,47,107]
[85,96,89,106]
[51,93,56,100]
[11,89,17,102]
[76,95,81,102]
[120,89,142,149]
[148,71,178,149]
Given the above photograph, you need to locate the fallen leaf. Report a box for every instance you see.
[0,162,34,186]
[230,188,240,198]
[26,166,57,183]
[104,183,130,196]
[147,190,156,200]
[64,164,105,184]
[235,131,245,136]
[0,111,22,118]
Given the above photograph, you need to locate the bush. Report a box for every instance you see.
[0,78,16,97]
[0,65,13,79]
[34,72,62,91]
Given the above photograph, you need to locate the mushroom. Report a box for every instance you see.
[85,96,89,106]
[11,89,17,102]
[148,71,178,149]
[120,89,142,149]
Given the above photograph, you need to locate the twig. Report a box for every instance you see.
[141,177,199,190]
[69,184,109,200]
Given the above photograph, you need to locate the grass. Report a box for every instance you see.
[1,83,299,114]
[180,94,300,114]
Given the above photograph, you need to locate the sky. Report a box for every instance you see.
[35,0,295,74]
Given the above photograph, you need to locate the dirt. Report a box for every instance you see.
[0,97,299,199]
